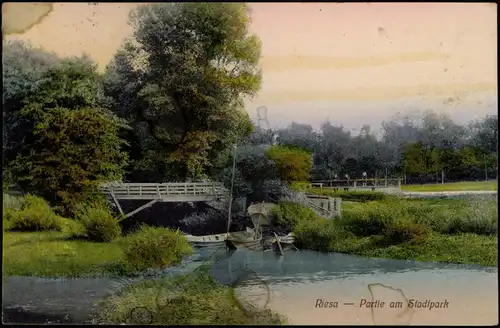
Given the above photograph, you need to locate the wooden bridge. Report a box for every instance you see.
[100,182,228,219]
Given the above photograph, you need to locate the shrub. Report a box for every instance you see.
[340,202,395,236]
[122,225,193,271]
[383,217,430,245]
[8,194,62,232]
[271,201,320,228]
[76,202,121,242]
[58,217,86,236]
[67,193,112,218]
[293,218,353,252]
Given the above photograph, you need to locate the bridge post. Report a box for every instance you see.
[109,190,125,216]
[124,199,159,219]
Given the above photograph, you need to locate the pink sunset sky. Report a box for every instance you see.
[4,2,498,132]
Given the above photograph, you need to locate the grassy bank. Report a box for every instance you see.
[401,180,498,192]
[3,231,127,277]
[94,266,285,325]
[273,196,498,267]
[2,193,195,278]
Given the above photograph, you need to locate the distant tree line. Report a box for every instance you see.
[246,111,498,184]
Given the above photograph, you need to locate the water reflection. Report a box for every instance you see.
[197,247,497,325]
[202,246,496,286]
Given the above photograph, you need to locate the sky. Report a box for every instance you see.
[3,2,498,132]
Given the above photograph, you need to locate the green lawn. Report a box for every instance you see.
[3,231,129,278]
[402,180,498,192]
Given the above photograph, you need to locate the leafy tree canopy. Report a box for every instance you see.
[266,145,312,183]
[7,56,129,215]
[103,3,261,181]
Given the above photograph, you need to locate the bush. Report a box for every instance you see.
[122,225,193,271]
[271,201,320,228]
[58,217,86,236]
[293,218,353,251]
[383,217,430,245]
[76,202,121,242]
[8,194,62,232]
[340,202,395,236]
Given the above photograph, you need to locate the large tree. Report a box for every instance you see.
[2,41,61,164]
[7,56,129,214]
[103,3,261,181]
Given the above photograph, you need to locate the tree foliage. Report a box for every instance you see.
[266,145,312,183]
[2,41,61,162]
[5,54,129,214]
[103,3,260,181]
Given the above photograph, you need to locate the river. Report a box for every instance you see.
[3,247,498,325]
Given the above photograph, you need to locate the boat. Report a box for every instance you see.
[226,226,262,250]
[225,202,269,250]
[272,232,298,255]
[183,230,253,248]
[183,232,230,247]
[276,232,295,244]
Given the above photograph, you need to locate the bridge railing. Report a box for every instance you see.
[100,182,227,197]
[311,178,402,189]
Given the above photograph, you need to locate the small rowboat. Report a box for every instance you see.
[183,232,229,247]
[276,232,295,244]
[225,227,263,251]
[272,232,298,255]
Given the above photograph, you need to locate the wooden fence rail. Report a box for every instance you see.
[100,182,228,200]
[99,182,229,218]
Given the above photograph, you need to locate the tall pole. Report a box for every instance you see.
[227,144,237,234]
